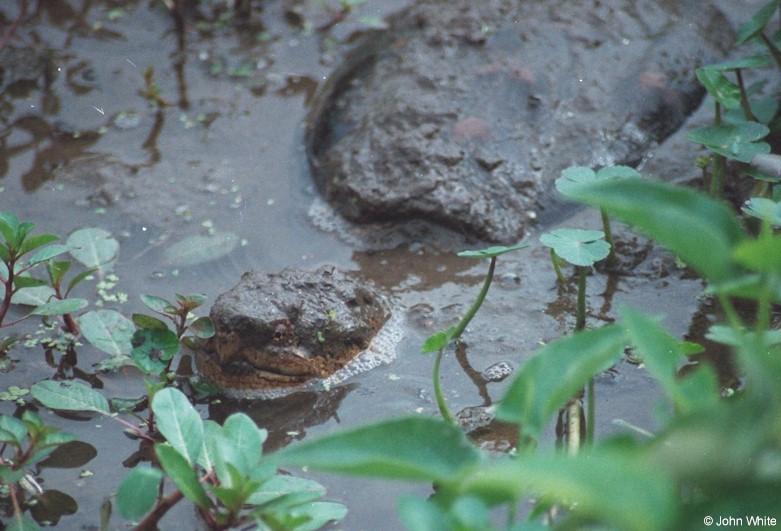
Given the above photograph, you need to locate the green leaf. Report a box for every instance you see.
[0,415,27,446]
[688,122,770,162]
[621,307,718,413]
[736,0,781,44]
[151,387,204,466]
[703,54,773,71]
[26,243,70,266]
[13,276,48,290]
[726,97,781,125]
[421,327,455,353]
[31,298,87,316]
[706,324,781,346]
[31,380,110,414]
[734,235,781,273]
[221,413,267,474]
[131,328,180,375]
[279,416,481,481]
[188,316,215,339]
[65,268,96,295]
[79,310,134,357]
[67,228,119,269]
[496,325,625,439]
[162,232,239,267]
[695,68,741,109]
[456,242,528,259]
[175,293,207,308]
[47,260,71,287]
[248,475,326,505]
[398,497,450,531]
[140,294,176,314]
[288,501,348,531]
[0,212,20,247]
[742,197,781,226]
[453,450,676,531]
[132,313,170,331]
[10,285,55,306]
[18,233,59,256]
[155,443,212,509]
[563,178,745,283]
[117,465,163,520]
[539,229,610,266]
[6,514,42,531]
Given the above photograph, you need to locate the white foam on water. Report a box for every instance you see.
[223,311,405,400]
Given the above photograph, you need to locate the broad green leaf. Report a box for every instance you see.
[18,233,59,256]
[162,231,239,267]
[539,228,609,266]
[742,197,781,226]
[621,307,718,413]
[497,325,625,438]
[248,475,326,505]
[596,165,641,180]
[31,380,110,414]
[140,294,175,314]
[117,465,163,519]
[288,501,348,531]
[457,242,528,259]
[688,122,770,162]
[188,316,215,339]
[0,242,8,262]
[67,228,119,269]
[47,260,71,287]
[155,443,212,509]
[221,413,267,474]
[0,415,27,446]
[197,420,220,472]
[556,165,641,198]
[453,450,675,531]
[399,497,451,531]
[131,328,180,375]
[175,293,207,308]
[26,243,70,266]
[0,212,20,247]
[279,416,481,481]
[704,54,772,71]
[563,179,745,282]
[31,298,87,316]
[15,222,34,249]
[695,68,741,109]
[706,324,781,346]
[151,387,204,466]
[11,285,56,306]
[734,235,781,272]
[79,310,134,357]
[726,97,780,125]
[421,327,455,353]
[736,0,781,44]
[6,514,42,531]
[708,273,781,304]
[131,313,170,331]
[13,276,48,290]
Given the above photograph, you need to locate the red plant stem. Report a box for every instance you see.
[135,488,184,531]
[0,259,16,327]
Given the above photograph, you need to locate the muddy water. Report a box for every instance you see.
[0,1,762,529]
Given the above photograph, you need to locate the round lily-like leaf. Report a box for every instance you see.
[556,165,640,197]
[457,242,528,259]
[188,317,215,339]
[540,229,610,267]
[688,123,770,162]
[742,197,781,226]
[67,228,119,270]
[736,0,780,44]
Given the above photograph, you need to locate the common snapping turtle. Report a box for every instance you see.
[307,0,732,242]
[196,267,392,394]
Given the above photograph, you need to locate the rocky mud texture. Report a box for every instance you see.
[307,0,732,242]
[197,266,391,391]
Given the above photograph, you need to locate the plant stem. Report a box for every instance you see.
[710,102,726,197]
[576,267,587,331]
[432,347,456,425]
[550,249,566,284]
[586,379,595,444]
[567,401,580,455]
[734,69,757,122]
[600,208,615,265]
[451,257,497,340]
[135,488,184,531]
[0,259,16,327]
[759,32,781,70]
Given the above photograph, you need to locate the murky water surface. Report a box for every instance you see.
[0,1,760,529]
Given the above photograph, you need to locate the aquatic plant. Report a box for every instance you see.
[0,411,76,530]
[420,243,528,425]
[273,177,781,530]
